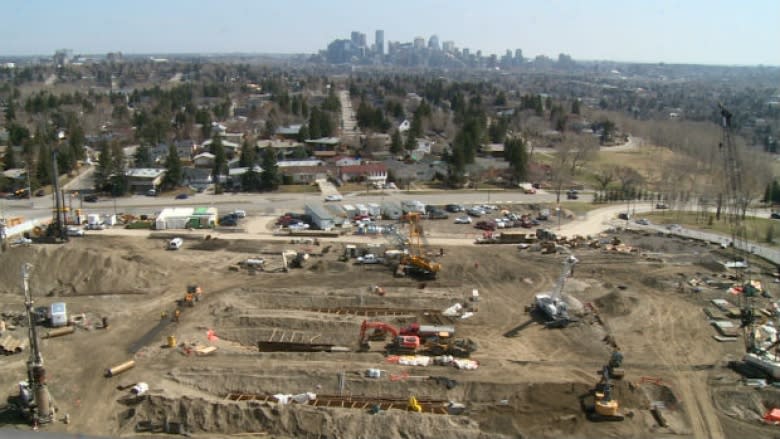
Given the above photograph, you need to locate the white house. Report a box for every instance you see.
[193,152,216,168]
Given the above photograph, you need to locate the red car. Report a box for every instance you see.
[474,221,496,231]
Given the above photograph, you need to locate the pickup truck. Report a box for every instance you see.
[357,254,385,265]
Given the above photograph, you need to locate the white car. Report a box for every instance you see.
[288,223,310,230]
[232,209,247,218]
[324,194,343,202]
[66,226,85,237]
[454,216,472,224]
[12,237,32,246]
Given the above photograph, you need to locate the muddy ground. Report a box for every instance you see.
[0,228,778,439]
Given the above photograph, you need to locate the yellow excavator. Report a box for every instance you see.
[584,365,624,422]
[398,212,441,279]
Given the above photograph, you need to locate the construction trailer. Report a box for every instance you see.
[367,203,381,218]
[304,203,335,230]
[401,200,426,214]
[341,204,357,219]
[154,207,218,230]
[355,204,370,217]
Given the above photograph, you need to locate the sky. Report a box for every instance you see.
[1,0,778,65]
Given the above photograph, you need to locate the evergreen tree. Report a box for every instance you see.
[240,169,263,192]
[162,144,182,189]
[110,142,128,195]
[134,145,153,167]
[210,133,227,176]
[260,147,279,190]
[4,100,15,121]
[571,99,581,115]
[504,137,529,183]
[405,133,417,151]
[308,108,322,139]
[36,144,53,186]
[239,140,257,167]
[297,124,310,142]
[3,145,17,170]
[95,140,113,190]
[390,130,403,155]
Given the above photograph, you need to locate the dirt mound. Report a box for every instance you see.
[0,243,167,296]
[594,291,639,317]
[119,395,499,439]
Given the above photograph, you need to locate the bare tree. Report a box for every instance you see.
[593,165,616,191]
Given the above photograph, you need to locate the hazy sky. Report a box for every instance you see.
[2,0,778,65]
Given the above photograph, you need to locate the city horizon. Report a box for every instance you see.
[1,0,778,66]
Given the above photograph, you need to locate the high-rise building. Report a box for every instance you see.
[350,31,366,48]
[375,30,384,55]
[515,49,524,63]
[463,48,470,57]
[442,41,455,53]
[428,35,440,51]
[413,36,425,49]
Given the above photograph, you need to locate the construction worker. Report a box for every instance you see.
[173,309,181,323]
[161,311,168,320]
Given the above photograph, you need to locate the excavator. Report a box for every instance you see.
[358,320,476,357]
[398,212,441,279]
[582,365,624,422]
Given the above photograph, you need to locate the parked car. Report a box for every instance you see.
[771,212,780,219]
[427,209,449,220]
[66,226,85,237]
[146,189,157,197]
[288,222,310,230]
[467,207,484,217]
[656,203,669,210]
[175,193,189,200]
[618,212,631,220]
[635,218,650,225]
[474,221,496,231]
[84,194,98,202]
[325,194,343,202]
[566,189,579,200]
[233,209,247,218]
[357,254,385,264]
[220,215,238,226]
[86,223,105,230]
[12,237,32,246]
[454,216,472,224]
[35,189,45,197]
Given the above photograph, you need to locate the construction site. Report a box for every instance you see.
[0,107,779,439]
[0,205,779,439]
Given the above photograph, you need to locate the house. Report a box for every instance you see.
[383,157,447,183]
[201,139,240,157]
[334,156,362,167]
[305,137,340,158]
[275,124,303,138]
[152,140,195,163]
[339,163,387,186]
[481,143,505,158]
[125,168,165,193]
[256,139,305,159]
[280,165,333,184]
[192,152,216,168]
[398,119,411,132]
[182,167,213,189]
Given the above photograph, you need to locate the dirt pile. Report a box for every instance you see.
[119,395,500,439]
[0,242,167,296]
[594,291,639,317]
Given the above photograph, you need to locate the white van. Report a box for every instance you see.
[168,237,183,250]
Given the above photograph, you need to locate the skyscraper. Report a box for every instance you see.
[428,35,440,51]
[413,37,425,49]
[375,30,384,55]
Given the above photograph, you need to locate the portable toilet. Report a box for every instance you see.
[49,302,67,327]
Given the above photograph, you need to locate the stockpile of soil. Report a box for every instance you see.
[0,242,167,296]
[119,394,499,439]
[594,291,639,317]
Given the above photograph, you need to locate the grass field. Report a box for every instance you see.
[644,210,779,249]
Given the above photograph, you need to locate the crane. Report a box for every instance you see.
[18,263,54,425]
[719,105,780,379]
[533,254,578,327]
[398,212,441,278]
